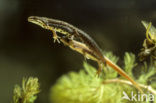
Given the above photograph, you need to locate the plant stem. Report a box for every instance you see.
[103,78,156,95]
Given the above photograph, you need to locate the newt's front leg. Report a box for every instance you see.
[49,27,60,43]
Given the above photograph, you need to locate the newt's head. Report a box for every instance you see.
[28,16,75,35]
[28,16,51,29]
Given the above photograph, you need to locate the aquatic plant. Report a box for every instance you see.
[12,77,40,103]
[50,52,156,103]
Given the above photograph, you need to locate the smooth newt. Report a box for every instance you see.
[28,16,143,92]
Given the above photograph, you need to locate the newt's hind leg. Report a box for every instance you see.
[96,61,103,77]
[96,60,108,77]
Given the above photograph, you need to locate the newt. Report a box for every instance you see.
[28,16,143,92]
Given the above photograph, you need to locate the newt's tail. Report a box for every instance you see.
[103,56,143,93]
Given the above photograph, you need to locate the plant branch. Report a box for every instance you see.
[103,78,156,95]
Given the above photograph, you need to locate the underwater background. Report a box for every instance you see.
[0,0,156,103]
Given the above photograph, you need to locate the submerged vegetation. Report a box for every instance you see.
[11,52,156,103]
[139,21,156,61]
[50,52,156,103]
[12,77,40,103]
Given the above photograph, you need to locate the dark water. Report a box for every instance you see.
[0,0,156,103]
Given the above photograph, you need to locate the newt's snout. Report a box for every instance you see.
[28,16,49,29]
